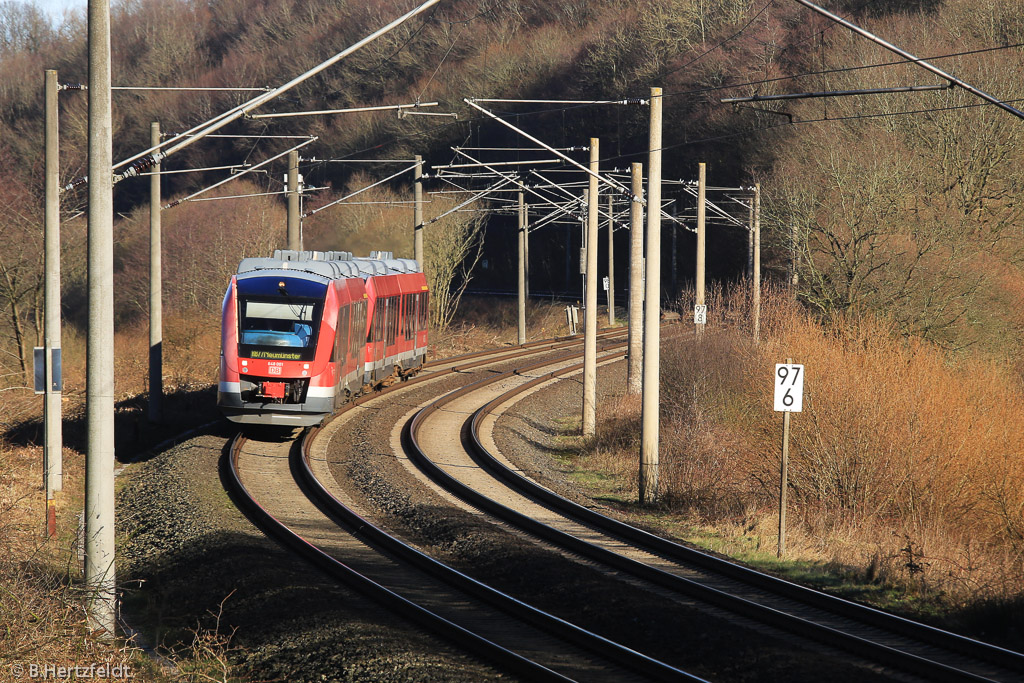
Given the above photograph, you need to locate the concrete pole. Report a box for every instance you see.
[580,190,587,300]
[85,0,117,637]
[44,70,63,497]
[626,162,644,396]
[287,150,300,251]
[695,162,706,337]
[517,190,526,345]
[641,88,662,504]
[148,121,162,424]
[747,198,755,279]
[582,139,599,439]
[607,191,615,325]
[414,154,424,267]
[670,207,678,301]
[565,221,571,295]
[753,183,762,342]
[523,202,530,299]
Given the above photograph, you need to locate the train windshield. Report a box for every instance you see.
[238,297,323,361]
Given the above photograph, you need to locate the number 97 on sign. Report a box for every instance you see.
[774,363,804,412]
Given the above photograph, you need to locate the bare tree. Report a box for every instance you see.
[423,198,487,332]
[0,155,43,383]
[304,178,488,333]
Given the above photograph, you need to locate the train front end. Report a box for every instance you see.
[218,263,337,427]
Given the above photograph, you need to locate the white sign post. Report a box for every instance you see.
[774,360,803,558]
[694,304,707,326]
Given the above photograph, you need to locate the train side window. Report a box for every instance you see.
[398,294,404,339]
[357,301,366,359]
[413,293,419,332]
[358,301,366,358]
[339,304,350,363]
[373,304,383,343]
[405,294,413,337]
[352,301,364,360]
[349,301,358,361]
[386,296,398,346]
[402,294,408,338]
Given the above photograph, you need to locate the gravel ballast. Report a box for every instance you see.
[117,425,505,682]
[117,348,898,681]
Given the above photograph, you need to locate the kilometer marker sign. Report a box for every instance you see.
[774,360,803,558]
[774,363,804,412]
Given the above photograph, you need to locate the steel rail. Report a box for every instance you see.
[421,326,626,372]
[295,423,702,682]
[468,364,1024,681]
[400,353,1020,682]
[223,329,689,682]
[222,433,573,683]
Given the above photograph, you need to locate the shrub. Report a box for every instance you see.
[596,283,1024,603]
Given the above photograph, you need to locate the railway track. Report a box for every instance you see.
[227,332,1024,681]
[226,332,706,682]
[391,344,1024,682]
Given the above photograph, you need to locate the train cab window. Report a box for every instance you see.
[238,298,322,361]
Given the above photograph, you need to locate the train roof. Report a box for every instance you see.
[236,249,421,281]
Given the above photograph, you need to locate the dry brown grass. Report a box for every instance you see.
[0,437,155,679]
[591,284,1024,611]
[0,310,225,682]
[750,295,1024,598]
[0,293,584,679]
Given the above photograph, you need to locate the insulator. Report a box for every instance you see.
[62,176,88,192]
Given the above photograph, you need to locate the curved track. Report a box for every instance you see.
[224,333,706,682]
[227,331,1024,682]
[394,347,1024,683]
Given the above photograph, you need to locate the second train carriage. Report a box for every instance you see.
[218,250,428,426]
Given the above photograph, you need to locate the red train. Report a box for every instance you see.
[218,250,428,426]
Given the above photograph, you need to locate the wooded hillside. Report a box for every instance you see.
[1,0,1023,395]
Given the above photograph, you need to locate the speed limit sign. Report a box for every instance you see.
[774,363,804,412]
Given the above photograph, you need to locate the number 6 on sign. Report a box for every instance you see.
[774,363,804,412]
